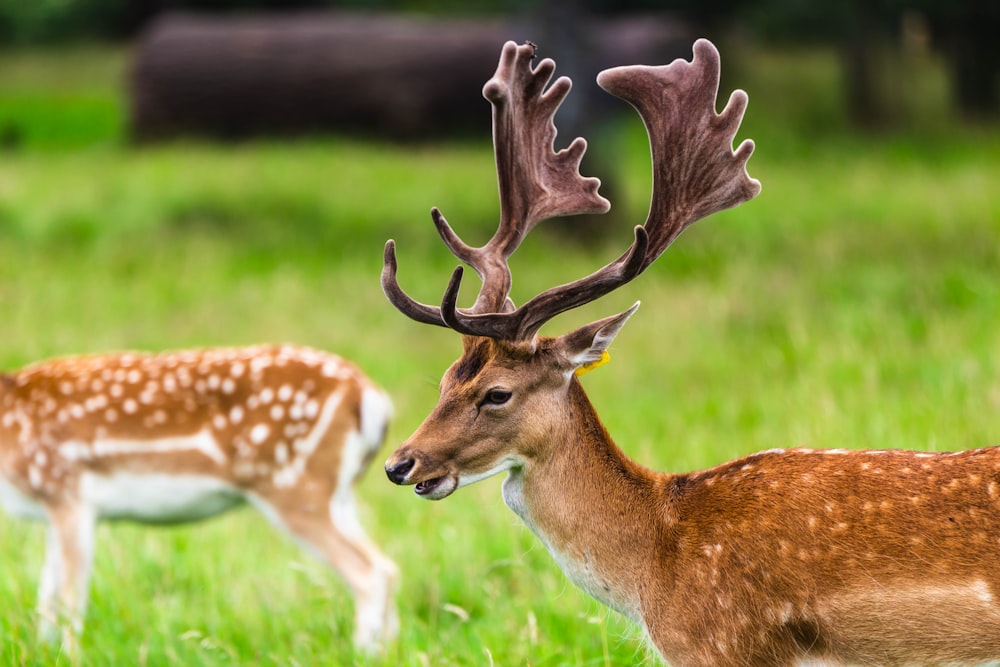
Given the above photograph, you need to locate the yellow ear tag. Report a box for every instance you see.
[574,350,610,377]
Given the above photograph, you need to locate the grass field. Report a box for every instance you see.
[0,41,998,666]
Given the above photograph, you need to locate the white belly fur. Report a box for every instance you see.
[80,472,244,523]
[0,475,47,520]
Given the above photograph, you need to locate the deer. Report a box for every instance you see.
[381,39,1000,667]
[0,343,398,654]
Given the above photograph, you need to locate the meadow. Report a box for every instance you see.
[0,41,998,666]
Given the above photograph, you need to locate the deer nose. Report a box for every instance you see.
[385,457,415,485]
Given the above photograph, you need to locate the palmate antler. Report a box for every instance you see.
[383,39,760,341]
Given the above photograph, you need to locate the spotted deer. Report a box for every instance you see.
[0,344,398,653]
[382,39,1000,666]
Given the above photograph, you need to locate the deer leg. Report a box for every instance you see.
[327,487,400,650]
[251,492,399,653]
[37,521,65,644]
[39,501,97,651]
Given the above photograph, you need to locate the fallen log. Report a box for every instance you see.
[129,11,690,142]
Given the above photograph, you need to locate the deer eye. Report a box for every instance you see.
[483,389,512,406]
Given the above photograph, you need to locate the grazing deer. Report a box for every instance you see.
[382,39,1000,666]
[0,344,398,653]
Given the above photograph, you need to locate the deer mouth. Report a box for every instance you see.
[414,474,458,500]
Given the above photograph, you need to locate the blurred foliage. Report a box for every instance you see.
[0,0,134,43]
[0,0,994,121]
[0,0,992,45]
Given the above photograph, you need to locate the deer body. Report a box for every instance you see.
[514,389,1000,666]
[665,448,1000,667]
[0,344,398,652]
[381,39,1000,666]
[410,339,1000,666]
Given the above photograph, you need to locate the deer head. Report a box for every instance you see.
[383,39,759,499]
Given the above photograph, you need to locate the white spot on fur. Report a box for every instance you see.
[973,579,994,604]
[59,441,93,461]
[250,423,270,445]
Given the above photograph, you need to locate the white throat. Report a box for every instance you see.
[501,468,642,623]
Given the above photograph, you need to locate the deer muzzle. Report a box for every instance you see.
[384,450,459,500]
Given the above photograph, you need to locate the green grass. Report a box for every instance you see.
[0,43,998,666]
[0,45,123,149]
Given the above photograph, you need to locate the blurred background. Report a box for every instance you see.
[0,0,998,145]
[0,1,997,665]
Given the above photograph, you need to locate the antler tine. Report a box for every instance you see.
[381,207,515,330]
[432,207,517,315]
[381,240,448,328]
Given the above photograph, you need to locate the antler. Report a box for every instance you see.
[383,38,761,340]
[382,41,609,328]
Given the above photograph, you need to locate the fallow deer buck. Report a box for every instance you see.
[0,344,398,653]
[383,39,1000,666]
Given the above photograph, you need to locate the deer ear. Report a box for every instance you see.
[555,302,640,370]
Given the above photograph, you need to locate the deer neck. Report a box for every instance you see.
[501,377,669,622]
